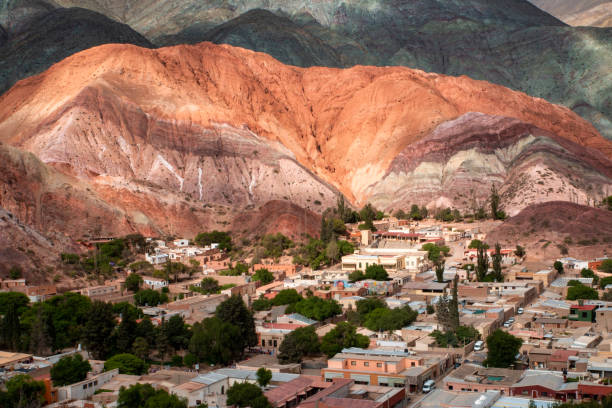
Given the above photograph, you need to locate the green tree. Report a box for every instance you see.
[326,240,340,263]
[581,268,599,285]
[600,276,612,289]
[9,266,23,279]
[491,243,504,282]
[252,297,272,311]
[286,297,341,321]
[0,291,30,315]
[118,383,187,408]
[199,277,220,294]
[194,231,232,251]
[410,204,422,220]
[161,314,190,351]
[355,298,387,323]
[348,270,365,282]
[227,382,271,408]
[490,184,502,220]
[364,264,389,281]
[134,289,168,306]
[215,296,257,350]
[256,367,272,388]
[260,233,294,258]
[2,301,21,350]
[83,301,116,359]
[435,259,445,283]
[476,244,489,281]
[320,322,369,357]
[132,337,149,360]
[104,353,148,375]
[125,273,143,292]
[271,289,303,306]
[553,260,564,275]
[567,284,599,300]
[468,239,483,249]
[0,374,45,408]
[598,259,612,274]
[421,243,450,263]
[364,306,418,332]
[252,269,274,285]
[515,245,525,258]
[277,326,320,364]
[484,329,523,368]
[51,354,91,386]
[189,317,241,364]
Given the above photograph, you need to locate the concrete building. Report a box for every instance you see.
[444,364,523,395]
[142,276,169,289]
[56,369,119,402]
[172,372,228,407]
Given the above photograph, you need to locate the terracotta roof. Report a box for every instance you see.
[551,349,578,362]
[265,376,318,405]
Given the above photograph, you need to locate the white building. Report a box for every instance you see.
[174,239,190,247]
[145,253,169,265]
[56,369,119,402]
[172,372,228,407]
[142,276,169,289]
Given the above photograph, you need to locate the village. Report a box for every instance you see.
[2,210,612,408]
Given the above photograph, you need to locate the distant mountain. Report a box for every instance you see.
[0,6,152,94]
[529,0,612,27]
[47,0,612,141]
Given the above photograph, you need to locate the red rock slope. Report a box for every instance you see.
[0,41,610,243]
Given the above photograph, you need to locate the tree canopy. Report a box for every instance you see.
[51,354,91,386]
[320,322,369,357]
[278,326,320,364]
[484,329,522,368]
[252,269,275,285]
[104,353,148,375]
[567,284,599,300]
[189,317,242,365]
[363,306,418,332]
[215,296,257,350]
[256,367,272,387]
[227,382,271,408]
[118,383,187,408]
[286,296,341,321]
[194,231,232,251]
[271,289,303,306]
[0,375,45,408]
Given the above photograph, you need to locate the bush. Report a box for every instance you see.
[252,269,274,285]
[286,297,341,321]
[599,259,612,274]
[51,354,91,386]
[194,231,232,251]
[104,353,148,375]
[134,289,168,306]
[271,289,303,306]
[125,273,143,292]
[567,284,599,300]
[252,297,272,311]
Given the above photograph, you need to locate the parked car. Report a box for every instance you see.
[508,317,515,323]
[517,307,524,314]
[423,379,436,393]
[474,340,485,351]
[503,321,512,328]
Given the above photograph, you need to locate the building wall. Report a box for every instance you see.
[57,369,119,401]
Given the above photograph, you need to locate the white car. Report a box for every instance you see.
[423,379,436,393]
[517,307,524,314]
[503,321,512,328]
[474,340,485,351]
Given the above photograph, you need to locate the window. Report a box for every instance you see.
[351,361,356,366]
[269,340,273,346]
[364,362,369,367]
[542,392,548,397]
[411,362,416,367]
[273,340,277,347]
[262,340,266,347]
[377,363,382,367]
[394,383,403,388]
[449,386,453,390]
[94,381,98,386]
[82,385,87,390]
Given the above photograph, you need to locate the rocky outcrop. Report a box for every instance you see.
[529,0,612,27]
[487,201,612,260]
[0,42,610,226]
[367,113,612,215]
